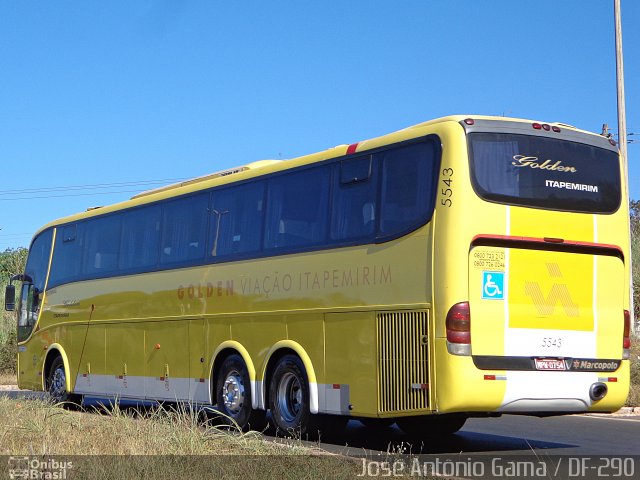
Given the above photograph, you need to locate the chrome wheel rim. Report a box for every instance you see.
[49,367,66,402]
[222,370,245,415]
[277,372,302,423]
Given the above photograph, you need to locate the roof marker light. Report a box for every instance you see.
[609,138,617,146]
[552,126,561,133]
[464,118,475,125]
[532,123,542,130]
[542,124,551,131]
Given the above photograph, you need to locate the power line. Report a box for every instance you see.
[0,232,33,237]
[0,178,187,196]
[0,189,146,202]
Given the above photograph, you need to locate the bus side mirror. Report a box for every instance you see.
[5,284,15,311]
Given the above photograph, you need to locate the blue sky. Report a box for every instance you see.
[1,0,638,249]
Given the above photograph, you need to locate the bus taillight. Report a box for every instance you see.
[446,302,471,356]
[623,309,631,359]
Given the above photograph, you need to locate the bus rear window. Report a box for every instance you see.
[468,133,621,213]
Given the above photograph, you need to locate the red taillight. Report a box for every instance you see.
[623,310,631,350]
[446,302,471,344]
[532,123,542,130]
[464,118,475,125]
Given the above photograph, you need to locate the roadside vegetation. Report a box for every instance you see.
[627,200,640,406]
[0,247,26,378]
[0,397,357,478]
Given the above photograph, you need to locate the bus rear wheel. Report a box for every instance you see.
[46,357,82,409]
[269,355,311,436]
[397,414,467,438]
[215,354,266,431]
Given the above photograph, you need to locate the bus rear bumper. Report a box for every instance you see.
[434,339,630,415]
[498,398,587,413]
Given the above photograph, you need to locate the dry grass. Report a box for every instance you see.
[0,397,358,479]
[0,372,16,385]
[0,398,265,455]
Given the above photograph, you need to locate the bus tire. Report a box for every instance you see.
[46,356,82,410]
[269,354,311,436]
[397,414,467,438]
[215,354,266,431]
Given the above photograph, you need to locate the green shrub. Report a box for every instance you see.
[0,247,26,376]
[0,313,16,374]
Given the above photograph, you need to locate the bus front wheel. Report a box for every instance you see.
[215,354,266,431]
[269,354,311,436]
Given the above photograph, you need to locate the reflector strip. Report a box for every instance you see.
[411,383,429,390]
[598,377,618,383]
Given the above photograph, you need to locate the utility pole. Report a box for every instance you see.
[614,0,634,331]
[615,0,628,161]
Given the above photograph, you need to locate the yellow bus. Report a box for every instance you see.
[5,115,631,436]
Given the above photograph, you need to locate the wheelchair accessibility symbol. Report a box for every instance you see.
[482,271,504,300]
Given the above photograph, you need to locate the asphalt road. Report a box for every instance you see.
[292,414,640,457]
[3,387,639,457]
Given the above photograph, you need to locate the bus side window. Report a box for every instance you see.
[160,193,209,265]
[379,141,439,235]
[210,181,264,258]
[119,205,161,270]
[330,155,378,242]
[49,224,83,287]
[264,166,330,250]
[82,215,122,276]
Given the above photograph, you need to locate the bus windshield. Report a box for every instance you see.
[468,132,621,213]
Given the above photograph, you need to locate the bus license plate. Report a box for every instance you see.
[534,358,566,371]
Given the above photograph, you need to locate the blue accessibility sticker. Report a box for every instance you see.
[482,271,504,300]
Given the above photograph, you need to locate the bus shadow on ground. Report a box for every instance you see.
[285,420,577,456]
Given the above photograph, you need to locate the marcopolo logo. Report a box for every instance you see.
[8,457,73,480]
